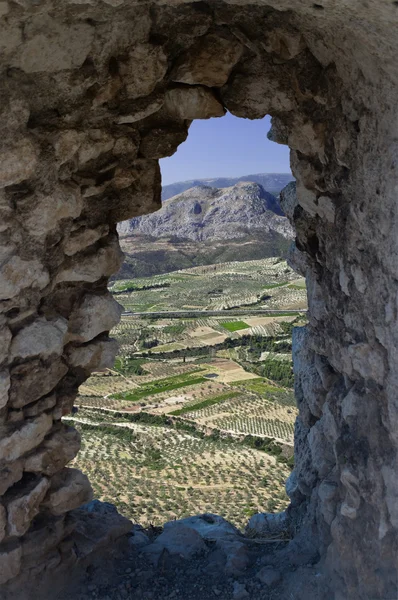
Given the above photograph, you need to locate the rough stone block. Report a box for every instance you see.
[63,224,109,256]
[119,43,168,99]
[67,338,119,373]
[0,413,53,462]
[55,237,124,284]
[0,368,10,409]
[0,257,49,301]
[6,476,50,537]
[24,393,57,418]
[0,461,23,496]
[0,325,12,365]
[171,34,243,87]
[142,525,207,564]
[109,159,161,223]
[0,541,22,585]
[246,512,288,538]
[9,359,68,409]
[165,86,225,120]
[42,468,93,516]
[11,18,93,73]
[21,515,70,558]
[67,294,123,343]
[140,127,188,159]
[10,317,68,362]
[256,566,282,586]
[20,186,83,239]
[24,424,81,476]
[0,138,37,188]
[0,503,6,543]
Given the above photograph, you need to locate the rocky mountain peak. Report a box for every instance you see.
[118,181,292,242]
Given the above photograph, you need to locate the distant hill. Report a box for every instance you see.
[117,181,294,278]
[161,173,294,201]
[119,182,292,242]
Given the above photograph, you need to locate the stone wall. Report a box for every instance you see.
[0,1,397,598]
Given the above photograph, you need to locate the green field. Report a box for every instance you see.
[220,321,250,332]
[170,391,239,416]
[111,371,207,402]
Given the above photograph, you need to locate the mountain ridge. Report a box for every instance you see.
[116,180,294,278]
[161,172,294,201]
[119,181,293,242]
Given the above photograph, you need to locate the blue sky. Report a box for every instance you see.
[160,113,291,186]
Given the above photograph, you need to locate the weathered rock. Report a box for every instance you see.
[9,359,68,409]
[0,138,37,188]
[0,503,6,543]
[285,470,304,507]
[67,294,123,343]
[63,224,109,256]
[6,476,50,537]
[55,237,123,284]
[262,29,306,60]
[24,393,57,418]
[0,369,10,409]
[66,338,119,372]
[11,18,93,73]
[256,566,282,587]
[232,581,249,600]
[0,413,53,462]
[164,515,249,573]
[24,424,80,476]
[0,257,49,301]
[109,159,161,223]
[42,468,92,516]
[140,127,188,159]
[142,525,207,564]
[164,514,239,541]
[20,186,83,239]
[116,98,164,124]
[10,318,68,362]
[68,500,132,558]
[119,44,168,99]
[171,34,243,87]
[0,542,22,585]
[164,87,226,120]
[76,130,114,166]
[246,512,288,538]
[0,461,23,496]
[221,57,295,118]
[129,525,150,548]
[222,539,251,574]
[21,515,70,559]
[0,325,12,365]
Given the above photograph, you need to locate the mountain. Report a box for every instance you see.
[116,182,294,278]
[119,182,292,241]
[161,173,294,201]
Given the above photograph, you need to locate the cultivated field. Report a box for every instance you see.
[68,412,291,529]
[70,259,307,529]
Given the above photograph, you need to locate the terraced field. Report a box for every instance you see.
[110,257,307,313]
[69,258,307,529]
[68,412,291,528]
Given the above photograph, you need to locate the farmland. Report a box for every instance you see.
[70,258,307,530]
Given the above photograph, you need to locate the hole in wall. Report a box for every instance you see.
[69,113,309,530]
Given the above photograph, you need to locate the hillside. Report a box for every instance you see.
[119,182,292,241]
[117,182,294,278]
[161,172,294,201]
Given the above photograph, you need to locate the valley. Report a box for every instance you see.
[69,258,307,529]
